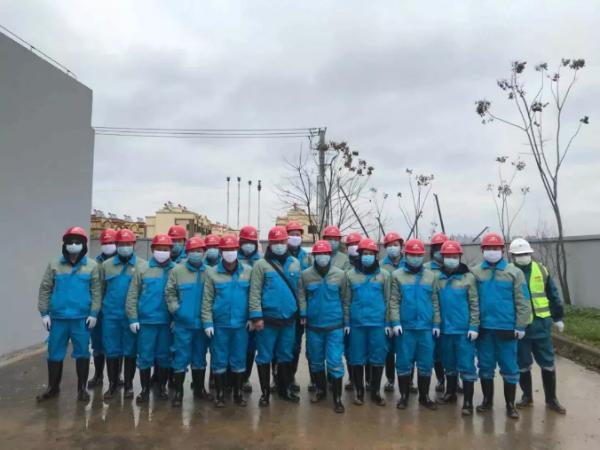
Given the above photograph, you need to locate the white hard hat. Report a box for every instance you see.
[509,238,533,255]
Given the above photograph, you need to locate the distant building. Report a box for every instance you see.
[275,204,317,243]
[91,210,146,238]
[144,202,235,238]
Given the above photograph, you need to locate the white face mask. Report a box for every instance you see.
[101,244,116,255]
[514,255,532,266]
[288,235,302,247]
[483,249,503,264]
[153,250,170,263]
[347,245,359,257]
[66,243,83,255]
[222,250,238,263]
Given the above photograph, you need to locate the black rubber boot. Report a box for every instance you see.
[396,375,410,409]
[192,369,213,400]
[243,349,254,393]
[345,361,354,391]
[290,351,301,393]
[542,369,566,414]
[156,367,169,400]
[457,378,464,394]
[277,362,300,403]
[332,377,345,413]
[438,375,458,404]
[167,368,175,391]
[225,367,233,394]
[476,378,494,413]
[384,352,395,392]
[117,356,125,386]
[209,369,215,390]
[76,358,90,402]
[136,368,151,404]
[409,367,418,393]
[308,370,316,392]
[352,365,365,405]
[214,373,226,408]
[233,372,247,407]
[87,355,105,388]
[171,372,185,407]
[257,363,271,407]
[370,366,386,406]
[418,375,437,410]
[310,371,327,403]
[365,364,372,392]
[504,381,519,419]
[461,380,474,416]
[123,357,136,399]
[270,361,278,393]
[103,358,120,400]
[37,360,63,401]
[516,370,533,408]
[150,362,158,386]
[434,361,445,393]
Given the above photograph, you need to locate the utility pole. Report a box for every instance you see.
[257,180,262,235]
[236,176,241,230]
[434,193,446,234]
[226,176,231,226]
[247,180,252,225]
[316,127,327,233]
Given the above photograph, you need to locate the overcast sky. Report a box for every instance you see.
[3,0,599,239]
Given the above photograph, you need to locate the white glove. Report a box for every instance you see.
[42,315,51,331]
[385,327,392,337]
[467,330,479,341]
[393,325,403,336]
[514,330,526,340]
[432,328,440,338]
[246,320,254,331]
[205,327,214,338]
[344,327,351,335]
[86,316,97,329]
[129,322,140,334]
[553,320,565,333]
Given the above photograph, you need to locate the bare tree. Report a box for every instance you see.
[486,156,529,243]
[397,169,435,240]
[368,188,390,243]
[275,142,375,240]
[476,58,589,304]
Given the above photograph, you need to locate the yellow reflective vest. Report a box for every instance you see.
[529,261,551,319]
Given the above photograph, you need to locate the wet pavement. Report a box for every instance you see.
[1,353,599,449]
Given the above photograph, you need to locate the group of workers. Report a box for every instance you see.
[36,221,567,419]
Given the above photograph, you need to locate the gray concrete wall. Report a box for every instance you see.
[0,33,94,357]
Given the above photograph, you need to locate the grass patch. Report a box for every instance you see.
[562,305,600,348]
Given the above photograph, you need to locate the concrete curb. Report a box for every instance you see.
[0,342,45,368]
[553,333,600,372]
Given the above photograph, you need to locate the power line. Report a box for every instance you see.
[94,126,321,140]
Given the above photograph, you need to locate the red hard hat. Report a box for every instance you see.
[186,236,206,251]
[152,234,173,247]
[358,238,378,252]
[63,226,88,242]
[240,225,259,242]
[323,225,341,239]
[205,234,221,247]
[345,232,363,246]
[404,239,425,255]
[441,240,463,255]
[219,233,239,250]
[481,232,505,247]
[312,240,332,254]
[116,229,136,243]
[430,233,448,246]
[99,228,117,244]
[168,225,187,240]
[286,220,304,233]
[383,232,403,246]
[268,226,288,242]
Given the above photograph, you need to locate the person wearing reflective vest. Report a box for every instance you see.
[202,234,253,408]
[249,226,302,406]
[435,240,479,416]
[380,231,404,393]
[424,232,449,395]
[470,232,531,420]
[509,238,566,414]
[298,239,350,414]
[346,238,390,407]
[37,226,102,403]
[126,234,176,404]
[389,238,441,411]
[165,236,214,407]
[100,229,147,401]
